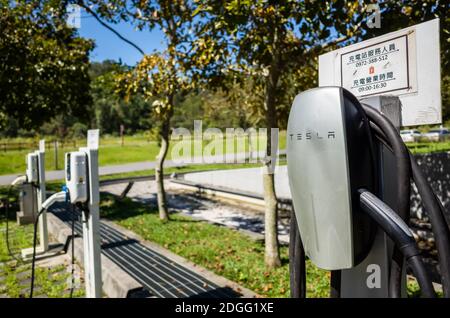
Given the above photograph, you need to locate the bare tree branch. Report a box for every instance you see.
[77,1,146,56]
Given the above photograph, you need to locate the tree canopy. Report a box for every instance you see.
[0,1,94,131]
[1,0,448,134]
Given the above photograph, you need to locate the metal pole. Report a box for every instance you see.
[80,129,102,298]
[22,140,49,259]
[37,140,48,252]
[81,208,92,297]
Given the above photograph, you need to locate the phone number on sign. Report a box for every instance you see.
[354,54,388,67]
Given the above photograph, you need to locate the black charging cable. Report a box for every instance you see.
[363,105,450,297]
[29,207,45,298]
[289,101,450,298]
[362,105,413,298]
[289,211,306,298]
[359,189,436,298]
[69,203,76,298]
[29,200,77,298]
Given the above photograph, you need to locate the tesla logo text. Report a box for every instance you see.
[289,131,336,141]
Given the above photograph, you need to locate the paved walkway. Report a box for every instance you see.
[182,166,291,199]
[0,150,285,186]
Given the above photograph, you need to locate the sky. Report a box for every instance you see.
[76,10,166,66]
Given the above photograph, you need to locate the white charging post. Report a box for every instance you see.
[80,129,102,298]
[32,131,102,297]
[22,140,49,258]
[318,19,441,297]
[36,140,48,253]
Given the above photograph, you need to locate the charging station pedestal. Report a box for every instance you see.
[22,140,52,259]
[340,96,406,297]
[80,130,103,298]
[305,18,442,298]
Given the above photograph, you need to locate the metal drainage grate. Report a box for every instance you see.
[50,203,241,298]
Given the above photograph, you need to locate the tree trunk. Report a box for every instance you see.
[263,168,281,268]
[155,116,171,221]
[263,58,281,269]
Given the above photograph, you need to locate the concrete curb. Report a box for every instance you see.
[170,180,267,208]
[102,219,259,298]
[46,213,144,298]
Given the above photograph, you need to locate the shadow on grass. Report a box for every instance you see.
[99,192,155,221]
[99,192,201,225]
[280,256,290,266]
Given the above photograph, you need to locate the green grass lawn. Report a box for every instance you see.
[99,193,426,298]
[99,161,285,181]
[1,131,448,176]
[0,220,84,298]
[0,141,160,175]
[0,132,286,175]
[407,141,450,154]
[100,193,329,297]
[0,186,85,298]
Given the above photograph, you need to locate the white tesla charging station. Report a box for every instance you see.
[62,129,102,298]
[288,19,449,298]
[77,129,103,298]
[21,140,49,259]
[29,130,102,298]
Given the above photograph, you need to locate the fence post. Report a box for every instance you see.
[120,124,125,147]
[54,140,58,170]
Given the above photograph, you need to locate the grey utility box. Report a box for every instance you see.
[17,183,37,225]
